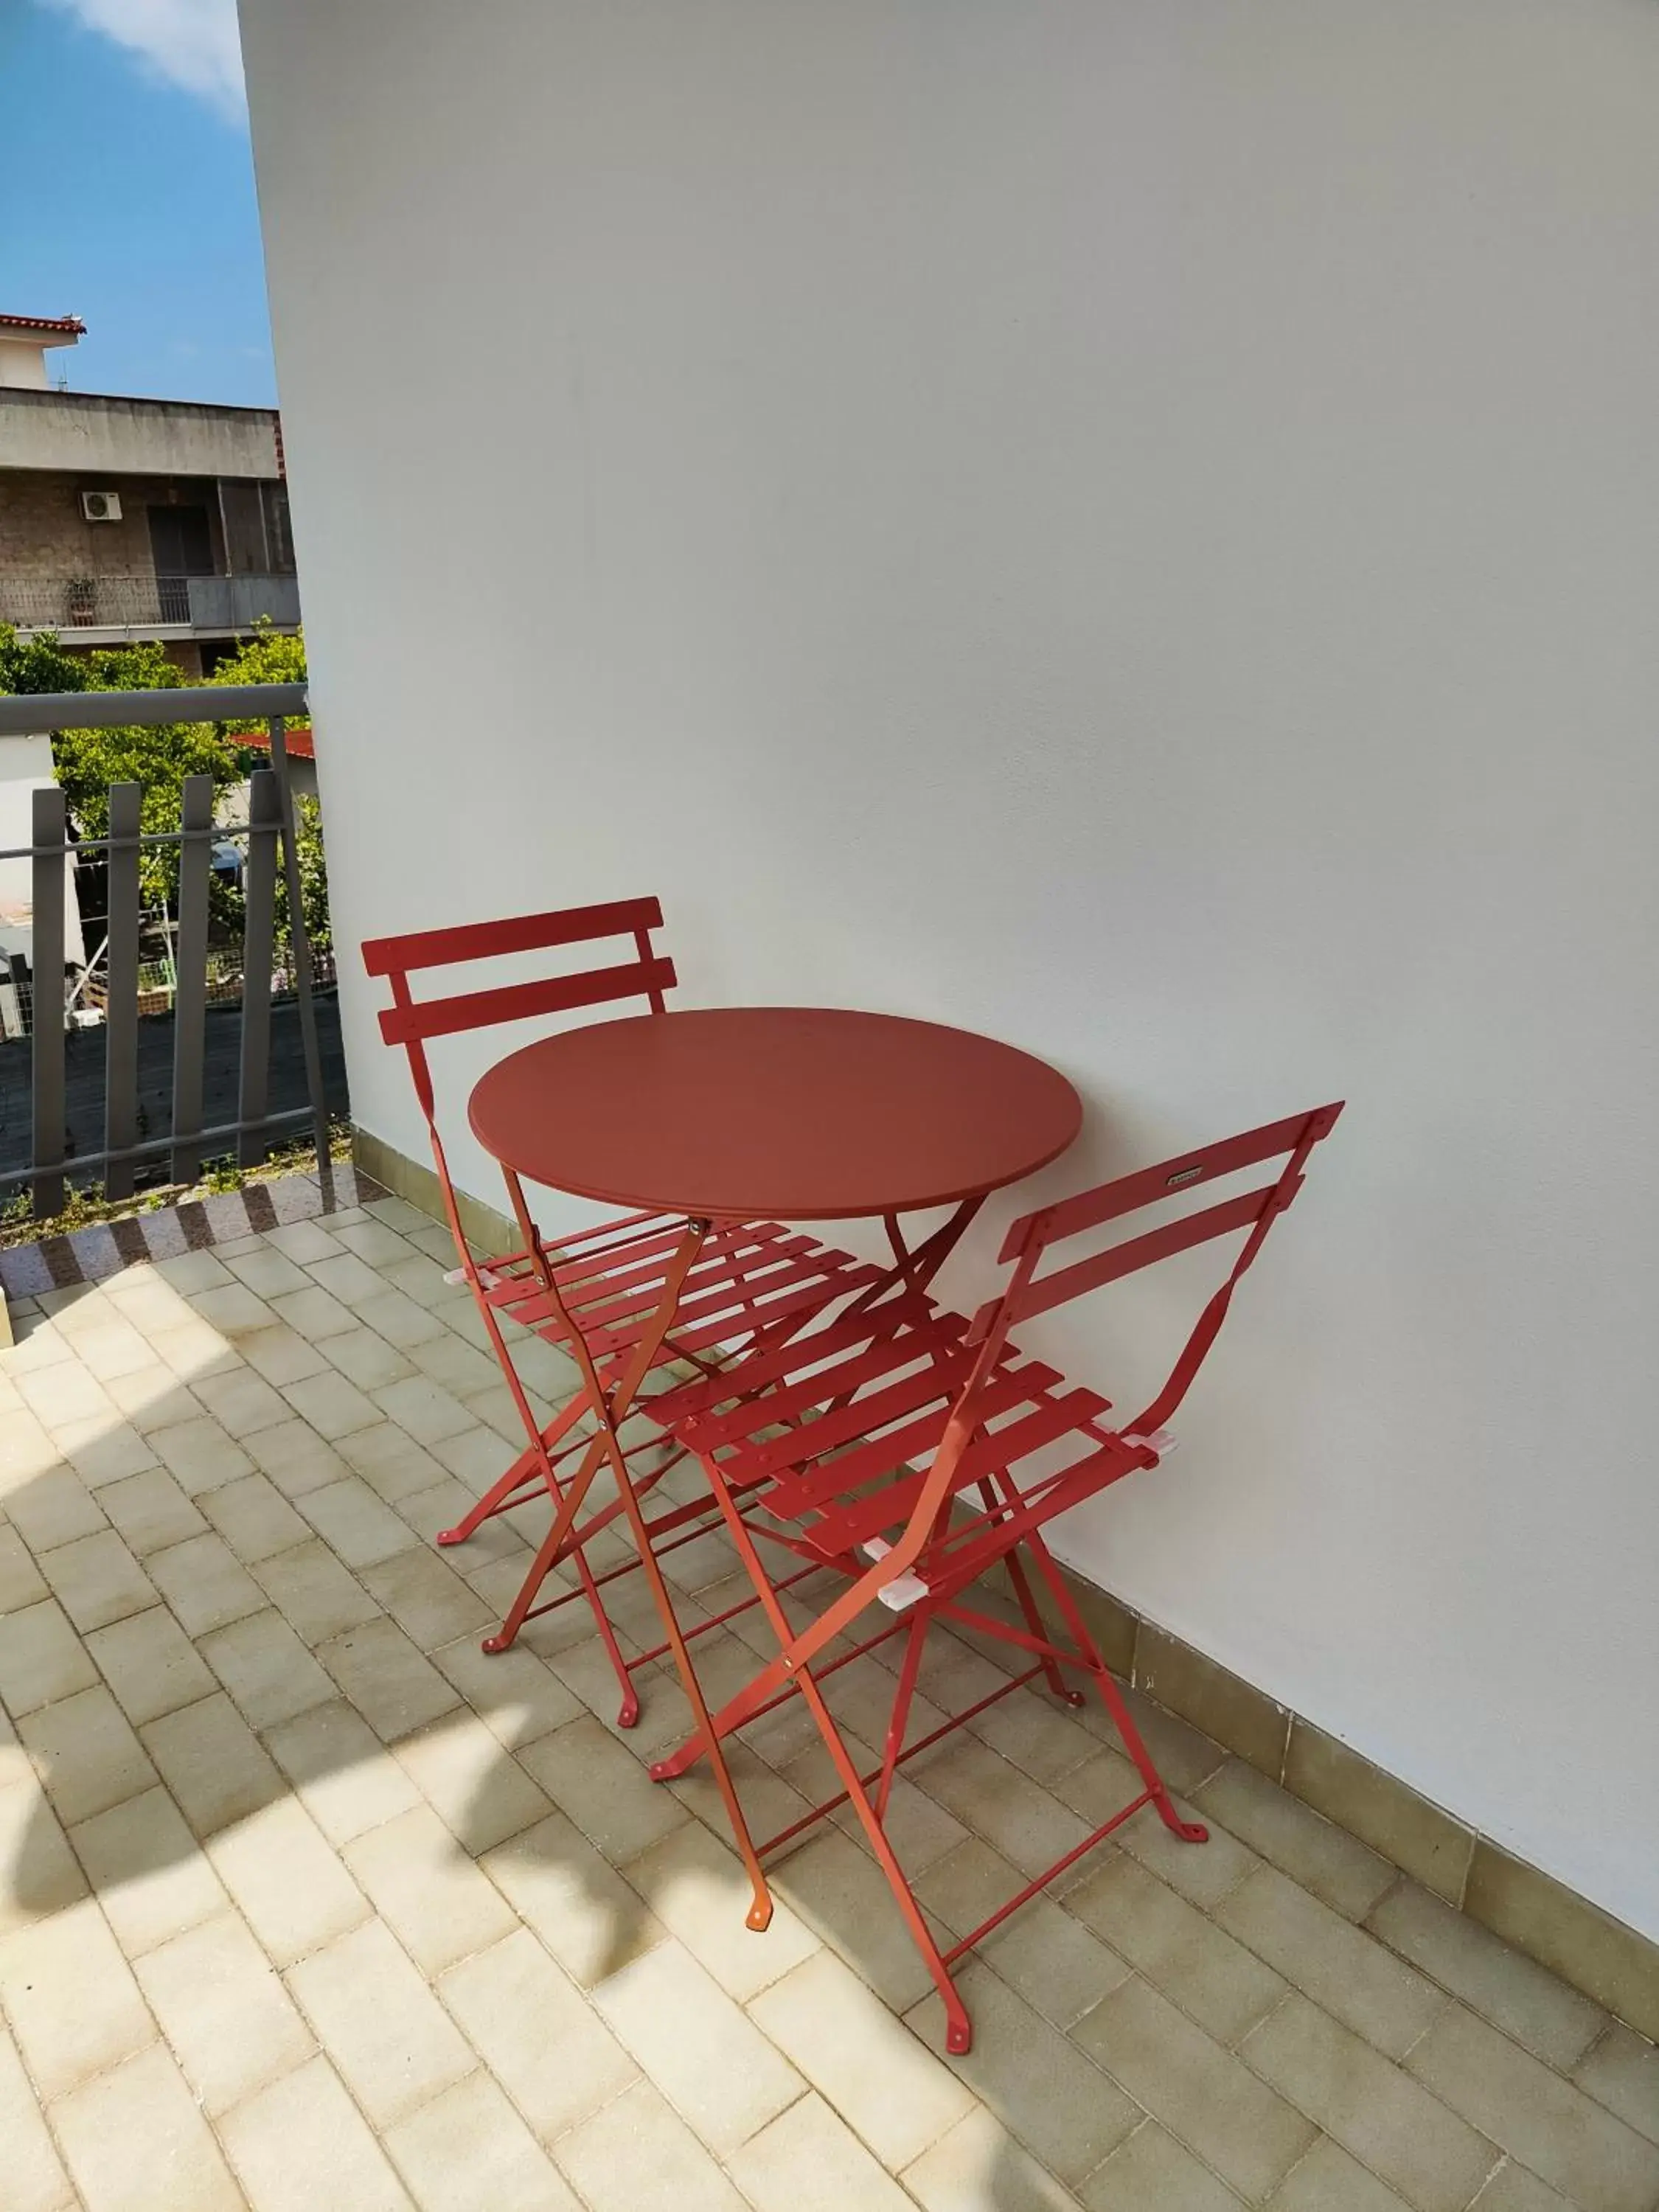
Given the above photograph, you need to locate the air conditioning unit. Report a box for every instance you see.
[80,490,122,523]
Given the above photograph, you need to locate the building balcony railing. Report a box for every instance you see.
[0,572,302,636]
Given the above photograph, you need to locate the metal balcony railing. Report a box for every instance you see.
[0,574,302,633]
[0,683,341,1218]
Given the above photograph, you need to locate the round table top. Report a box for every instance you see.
[468,1006,1082,1222]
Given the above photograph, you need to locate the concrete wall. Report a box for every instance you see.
[240,0,1659,1938]
[0,391,279,479]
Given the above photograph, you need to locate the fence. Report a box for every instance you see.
[0,574,302,634]
[0,681,338,1219]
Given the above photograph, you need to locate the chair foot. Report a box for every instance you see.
[437,1527,467,1547]
[1156,1804,1208,1843]
[616,1688,641,1728]
[746,1896,773,1932]
[945,2010,974,2056]
[481,1632,513,1655]
[649,1746,695,1781]
[1056,1688,1085,1708]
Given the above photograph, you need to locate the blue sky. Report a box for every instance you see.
[0,0,274,407]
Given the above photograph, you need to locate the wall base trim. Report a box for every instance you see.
[350,1120,1659,2039]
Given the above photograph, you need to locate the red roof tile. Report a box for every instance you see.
[0,313,86,337]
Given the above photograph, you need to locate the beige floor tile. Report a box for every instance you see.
[142,1691,285,1837]
[305,1252,392,1310]
[394,1477,531,1565]
[145,1320,246,1382]
[190,1365,295,1441]
[1405,2001,1659,2212]
[20,1682,159,1824]
[0,2020,76,2212]
[335,1220,417,1269]
[268,1284,360,1341]
[392,1707,552,1851]
[189,1282,279,1336]
[344,1802,518,1974]
[362,1547,495,1651]
[103,1367,205,1433]
[912,1958,1142,2184]
[60,1319,156,1385]
[384,2068,584,2212]
[98,1465,209,1556]
[482,1809,670,1988]
[299,1476,422,1568]
[411,1338,501,1403]
[220,2052,416,2211]
[0,1523,49,1613]
[1573,2022,1659,2146]
[770,1822,946,2014]
[437,1925,638,2139]
[373,1374,477,1443]
[355,1293,451,1353]
[6,1467,108,1552]
[624,1819,820,2002]
[245,1417,352,1496]
[0,1898,156,2099]
[224,1245,313,1300]
[750,1947,975,2170]
[1217,1865,1443,2059]
[1464,2160,1576,2211]
[1064,1851,1284,2047]
[153,1251,234,1296]
[261,1218,346,1265]
[517,1711,689,1862]
[1195,1759,1398,1921]
[50,2037,243,2211]
[1366,1880,1607,2074]
[16,1356,120,1433]
[431,1632,582,1748]
[1113,1791,1259,1911]
[251,1535,381,1643]
[0,1773,88,1935]
[207,1796,370,1965]
[910,1735,1093,1882]
[338,1421,449,1501]
[198,1471,313,1562]
[147,1530,267,1634]
[903,2104,1086,2212]
[281,1369,383,1440]
[319,1615,461,1740]
[148,1415,256,1495]
[1075,1976,1317,2203]
[264,1695,425,1843]
[594,1935,804,2154]
[86,1602,217,1725]
[0,1596,100,1714]
[53,1416,159,1489]
[736,2090,919,2211]
[198,1606,335,1728]
[135,1910,315,2113]
[320,1326,418,1392]
[917,1837,1132,2030]
[286,1919,473,2126]
[1265,2134,1415,2210]
[1080,2118,1243,2211]
[553,2078,751,2212]
[36,1526,156,1632]
[68,1785,227,1955]
[1238,1993,1497,2212]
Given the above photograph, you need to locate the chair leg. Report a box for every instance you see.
[1020,1529,1207,1846]
[979,1475,1078,1706]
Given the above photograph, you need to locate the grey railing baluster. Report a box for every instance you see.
[269,717,333,1193]
[103,782,143,1201]
[169,773,215,1186]
[29,786,67,1218]
[237,767,281,1168]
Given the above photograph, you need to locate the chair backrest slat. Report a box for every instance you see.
[361,897,664,978]
[376,953,677,1048]
[1001,1102,1335,1263]
[1002,1180,1285,1331]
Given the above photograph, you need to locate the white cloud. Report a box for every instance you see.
[41,0,247,121]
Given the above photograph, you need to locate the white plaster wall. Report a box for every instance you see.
[239,0,1659,1935]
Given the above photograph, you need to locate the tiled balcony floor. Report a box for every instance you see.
[1,1186,1656,2212]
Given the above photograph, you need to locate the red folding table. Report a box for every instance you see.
[468,1003,1082,1922]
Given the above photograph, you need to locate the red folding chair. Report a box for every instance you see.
[650,1101,1343,2051]
[360,900,880,1728]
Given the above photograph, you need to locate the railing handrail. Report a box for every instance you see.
[0,683,309,736]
